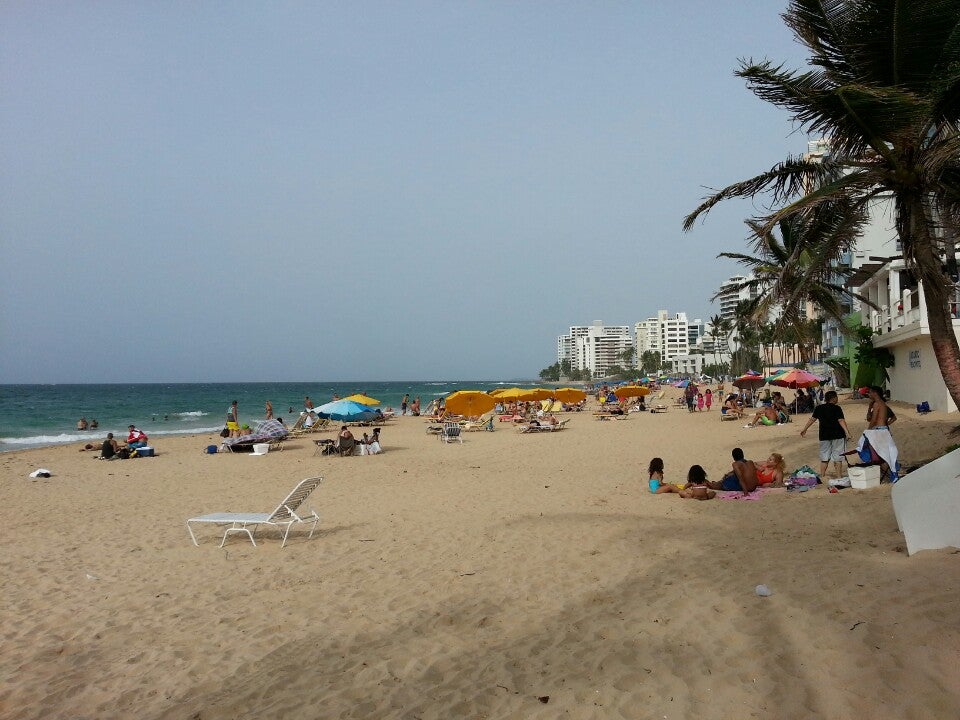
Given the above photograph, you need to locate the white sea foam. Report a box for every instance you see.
[147,426,221,436]
[172,411,208,418]
[1,433,96,445]
[1,426,223,446]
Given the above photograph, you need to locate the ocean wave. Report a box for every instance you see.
[1,426,223,446]
[1,433,99,445]
[172,411,208,418]
[147,426,221,436]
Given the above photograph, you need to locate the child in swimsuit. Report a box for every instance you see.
[648,457,682,494]
[680,465,716,500]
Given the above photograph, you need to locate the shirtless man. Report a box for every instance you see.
[866,386,892,428]
[745,405,779,427]
[708,447,759,495]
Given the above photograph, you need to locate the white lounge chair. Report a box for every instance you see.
[186,476,322,548]
[440,422,463,444]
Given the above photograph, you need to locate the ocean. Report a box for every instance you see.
[0,381,531,452]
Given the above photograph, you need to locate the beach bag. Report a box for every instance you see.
[117,448,131,460]
[788,465,820,486]
[205,445,218,454]
[220,427,230,438]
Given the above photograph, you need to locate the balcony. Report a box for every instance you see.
[868,287,960,347]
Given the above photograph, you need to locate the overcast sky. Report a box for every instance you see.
[1,2,813,383]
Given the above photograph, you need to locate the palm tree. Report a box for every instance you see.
[684,0,960,408]
[709,315,733,363]
[716,207,873,363]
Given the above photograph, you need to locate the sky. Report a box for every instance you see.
[0,2,815,383]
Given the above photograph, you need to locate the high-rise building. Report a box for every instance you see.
[715,275,759,323]
[804,139,900,359]
[557,321,632,377]
[635,311,690,362]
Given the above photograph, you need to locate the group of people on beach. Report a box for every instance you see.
[647,447,787,500]
[648,384,900,497]
[81,425,149,460]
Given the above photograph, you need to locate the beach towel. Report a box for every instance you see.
[718,490,764,500]
[717,487,783,500]
[859,428,900,482]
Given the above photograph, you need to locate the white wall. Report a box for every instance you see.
[888,337,957,413]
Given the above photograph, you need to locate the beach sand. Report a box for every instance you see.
[1,394,958,719]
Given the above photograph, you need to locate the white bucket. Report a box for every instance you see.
[252,443,270,456]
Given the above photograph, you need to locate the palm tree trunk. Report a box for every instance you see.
[913,215,960,411]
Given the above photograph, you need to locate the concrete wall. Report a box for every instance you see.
[888,337,957,413]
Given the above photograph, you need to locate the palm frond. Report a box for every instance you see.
[683,156,829,230]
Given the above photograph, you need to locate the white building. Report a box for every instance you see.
[715,275,759,324]
[806,139,902,358]
[557,321,632,378]
[671,354,709,376]
[635,311,690,363]
[855,258,960,412]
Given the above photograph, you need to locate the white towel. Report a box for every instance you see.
[859,428,900,480]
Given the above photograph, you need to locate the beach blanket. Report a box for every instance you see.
[859,428,900,482]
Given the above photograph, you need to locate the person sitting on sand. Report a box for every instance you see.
[101,433,121,460]
[648,457,682,494]
[723,394,744,419]
[745,405,780,427]
[707,447,758,495]
[126,425,148,449]
[337,426,356,456]
[679,465,716,500]
[755,452,786,486]
[367,427,383,454]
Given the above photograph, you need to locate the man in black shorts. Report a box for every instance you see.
[800,390,852,479]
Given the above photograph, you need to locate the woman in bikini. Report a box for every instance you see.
[755,452,786,487]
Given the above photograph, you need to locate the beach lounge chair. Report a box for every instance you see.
[720,407,738,421]
[186,476,322,548]
[440,422,463,443]
[337,435,357,456]
[463,410,495,431]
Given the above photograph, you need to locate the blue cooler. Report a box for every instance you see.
[138,446,154,457]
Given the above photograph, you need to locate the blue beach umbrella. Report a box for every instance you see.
[315,399,378,422]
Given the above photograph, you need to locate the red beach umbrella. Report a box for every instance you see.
[770,368,821,389]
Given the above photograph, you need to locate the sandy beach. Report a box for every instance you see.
[1,393,958,720]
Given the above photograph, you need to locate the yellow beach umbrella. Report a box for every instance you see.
[491,387,527,401]
[343,393,380,406]
[553,387,587,403]
[517,388,554,401]
[614,385,650,399]
[444,390,497,417]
